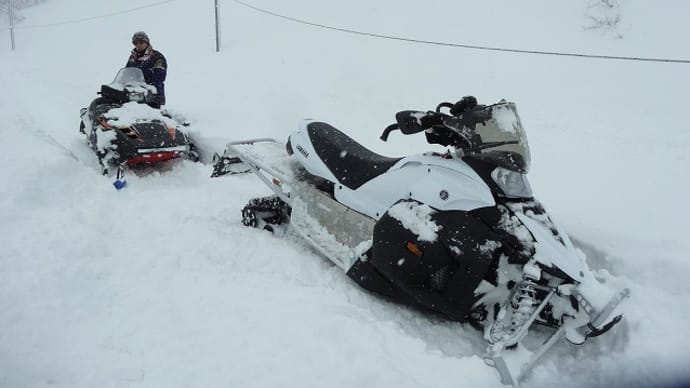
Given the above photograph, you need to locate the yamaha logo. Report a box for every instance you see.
[296,144,309,158]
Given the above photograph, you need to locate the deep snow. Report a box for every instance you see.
[1,1,690,387]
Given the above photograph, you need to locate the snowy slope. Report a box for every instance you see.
[1,1,690,387]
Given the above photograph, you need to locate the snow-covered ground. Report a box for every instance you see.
[1,1,689,387]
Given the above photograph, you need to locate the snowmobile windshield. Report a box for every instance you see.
[446,101,531,173]
[110,68,147,89]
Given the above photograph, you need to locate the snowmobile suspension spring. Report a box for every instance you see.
[511,279,538,325]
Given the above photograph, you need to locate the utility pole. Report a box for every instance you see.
[9,0,15,51]
[214,0,220,52]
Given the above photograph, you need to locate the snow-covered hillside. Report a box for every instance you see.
[1,1,689,387]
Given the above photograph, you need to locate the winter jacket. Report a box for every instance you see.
[126,46,168,106]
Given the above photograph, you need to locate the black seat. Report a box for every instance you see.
[307,122,402,190]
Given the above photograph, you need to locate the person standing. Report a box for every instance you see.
[126,31,167,107]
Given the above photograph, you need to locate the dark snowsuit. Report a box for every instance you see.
[126,46,167,106]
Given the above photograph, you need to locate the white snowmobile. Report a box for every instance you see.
[222,97,629,386]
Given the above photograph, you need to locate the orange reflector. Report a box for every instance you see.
[406,241,423,258]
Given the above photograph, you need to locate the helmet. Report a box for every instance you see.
[131,31,150,44]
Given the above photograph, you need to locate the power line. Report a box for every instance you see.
[233,0,690,65]
[14,0,178,29]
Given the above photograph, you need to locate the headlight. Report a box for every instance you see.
[491,167,533,198]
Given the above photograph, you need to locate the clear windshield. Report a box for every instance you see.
[110,67,146,88]
[447,101,531,173]
[107,67,155,97]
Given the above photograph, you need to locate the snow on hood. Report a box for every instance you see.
[103,102,178,128]
[388,201,441,242]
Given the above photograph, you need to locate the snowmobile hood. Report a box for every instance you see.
[109,121,190,166]
[103,102,179,128]
[117,121,188,149]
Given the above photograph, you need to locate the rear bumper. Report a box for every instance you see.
[126,150,185,165]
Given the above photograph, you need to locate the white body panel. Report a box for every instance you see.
[288,120,339,183]
[515,213,587,281]
[290,120,495,220]
[335,155,495,219]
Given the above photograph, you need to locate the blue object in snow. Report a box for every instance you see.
[113,180,127,190]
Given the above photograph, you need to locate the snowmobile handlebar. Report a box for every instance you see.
[99,83,160,108]
[435,102,454,113]
[380,110,446,142]
[379,123,399,141]
[381,97,481,142]
[380,97,500,154]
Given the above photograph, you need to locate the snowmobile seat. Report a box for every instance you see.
[307,121,402,190]
[89,98,121,124]
[101,84,130,104]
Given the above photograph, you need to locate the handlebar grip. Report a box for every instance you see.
[380,123,399,141]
